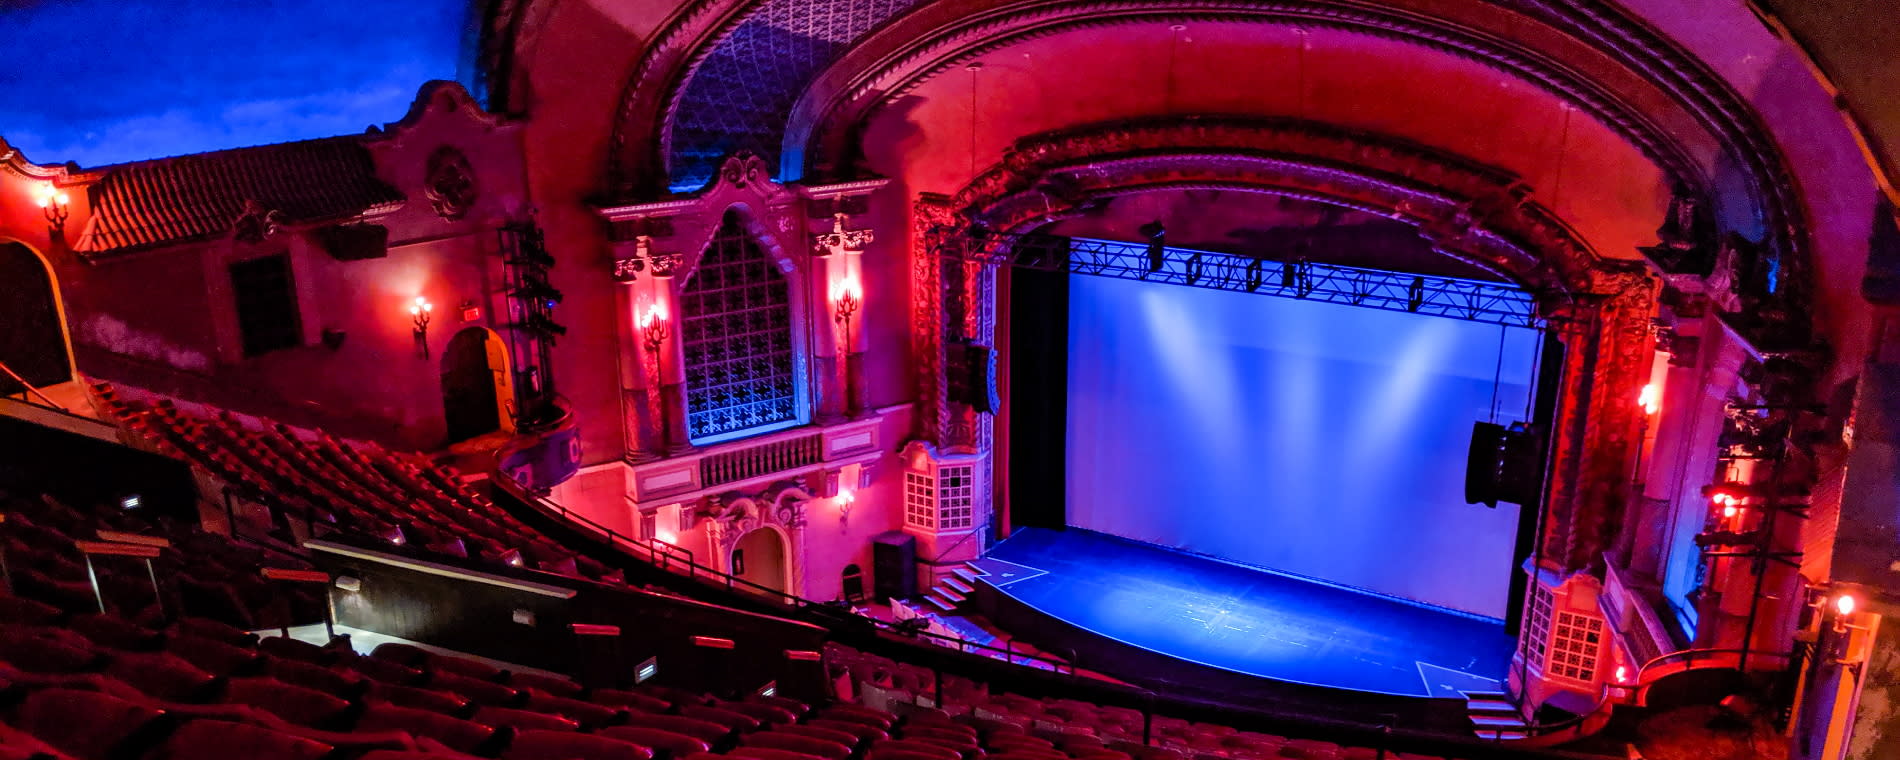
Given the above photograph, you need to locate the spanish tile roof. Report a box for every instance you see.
[75,136,405,255]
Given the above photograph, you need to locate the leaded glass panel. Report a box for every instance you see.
[682,212,799,440]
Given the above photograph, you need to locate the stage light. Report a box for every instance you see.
[1139,221,1166,273]
[1638,383,1660,415]
[1614,665,1630,683]
[1838,594,1855,616]
[1722,504,1739,519]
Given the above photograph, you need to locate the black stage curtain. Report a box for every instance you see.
[1007,252,1069,532]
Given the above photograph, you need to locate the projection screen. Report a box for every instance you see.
[1064,273,1540,618]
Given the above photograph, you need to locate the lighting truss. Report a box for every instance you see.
[946,232,1543,328]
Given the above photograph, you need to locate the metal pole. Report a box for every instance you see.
[933,665,944,709]
[84,554,106,614]
[144,557,165,619]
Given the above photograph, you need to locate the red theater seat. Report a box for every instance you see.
[523,690,621,726]
[807,719,889,743]
[265,657,364,696]
[503,730,655,760]
[720,701,797,726]
[223,677,353,728]
[105,650,218,702]
[165,634,261,676]
[357,704,498,754]
[743,732,853,760]
[590,689,672,713]
[771,724,861,747]
[0,631,100,673]
[69,613,162,651]
[352,655,426,685]
[728,747,829,760]
[171,616,255,647]
[429,671,521,706]
[679,704,760,732]
[369,682,474,716]
[149,719,333,760]
[508,671,583,698]
[619,713,731,744]
[17,687,166,760]
[597,727,710,759]
[430,655,504,681]
[473,706,580,733]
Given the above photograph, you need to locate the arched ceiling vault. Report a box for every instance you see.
[615,0,1813,269]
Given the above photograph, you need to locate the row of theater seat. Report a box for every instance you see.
[0,600,889,760]
[827,646,1455,760]
[1,489,322,630]
[88,383,630,589]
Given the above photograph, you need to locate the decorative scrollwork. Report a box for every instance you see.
[813,212,874,256]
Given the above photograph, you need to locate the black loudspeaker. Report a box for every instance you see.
[1466,421,1544,508]
[871,531,917,602]
[947,342,1000,414]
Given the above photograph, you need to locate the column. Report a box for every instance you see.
[615,256,662,462]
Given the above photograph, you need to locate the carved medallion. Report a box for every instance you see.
[424,146,479,221]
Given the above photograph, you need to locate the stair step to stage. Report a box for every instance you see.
[1469,715,1531,729]
[952,565,982,583]
[942,576,975,594]
[935,586,967,604]
[1461,690,1512,701]
[925,595,957,612]
[1465,698,1519,715]
[1474,730,1530,741]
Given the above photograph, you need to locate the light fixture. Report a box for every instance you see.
[1139,220,1166,273]
[1638,383,1660,415]
[1837,594,1856,617]
[33,183,70,238]
[409,296,434,358]
[1614,665,1629,683]
[638,304,669,355]
[832,276,864,417]
[835,487,856,526]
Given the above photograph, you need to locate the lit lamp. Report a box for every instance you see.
[835,487,855,527]
[33,183,70,239]
[409,296,433,358]
[831,275,864,417]
[637,304,674,452]
[1638,383,1661,415]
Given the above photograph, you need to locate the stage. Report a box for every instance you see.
[971,528,1514,701]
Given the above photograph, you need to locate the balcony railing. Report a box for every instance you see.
[699,433,823,488]
[625,406,902,507]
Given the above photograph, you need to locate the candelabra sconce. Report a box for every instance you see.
[831,276,864,417]
[33,183,70,241]
[409,296,433,359]
[637,304,679,453]
[835,487,855,528]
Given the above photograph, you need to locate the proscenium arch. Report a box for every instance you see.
[607,0,1805,271]
[918,119,1657,572]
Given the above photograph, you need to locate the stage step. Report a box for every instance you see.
[1469,714,1530,729]
[935,586,967,604]
[1474,729,1530,741]
[942,576,975,595]
[951,565,983,584]
[1465,698,1519,715]
[924,594,958,612]
[1462,689,1512,701]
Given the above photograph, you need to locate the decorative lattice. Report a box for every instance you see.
[666,0,927,189]
[682,213,799,441]
[905,470,936,530]
[1523,584,1554,666]
[939,464,975,530]
[1549,611,1603,682]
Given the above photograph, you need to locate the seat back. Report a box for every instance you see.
[357,703,498,754]
[152,719,332,760]
[18,687,166,760]
[744,732,852,760]
[502,730,654,760]
[597,727,709,759]
[106,651,218,702]
[223,676,352,728]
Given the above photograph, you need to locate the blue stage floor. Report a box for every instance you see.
[975,528,1514,697]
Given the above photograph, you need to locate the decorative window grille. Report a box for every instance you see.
[1549,611,1603,682]
[1523,584,1554,667]
[939,465,975,530]
[904,471,936,530]
[681,212,799,442]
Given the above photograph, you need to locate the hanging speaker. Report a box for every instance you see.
[1465,422,1508,508]
[1466,421,1545,508]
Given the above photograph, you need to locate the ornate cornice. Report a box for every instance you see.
[949,118,1614,297]
[605,0,1807,295]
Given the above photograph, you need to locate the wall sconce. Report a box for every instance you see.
[831,275,863,335]
[33,183,70,239]
[1638,383,1660,415]
[638,304,670,355]
[835,487,855,527]
[409,296,433,358]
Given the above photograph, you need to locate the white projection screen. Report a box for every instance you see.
[1065,274,1541,618]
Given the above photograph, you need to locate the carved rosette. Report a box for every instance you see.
[424,146,479,221]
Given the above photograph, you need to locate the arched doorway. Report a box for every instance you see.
[440,327,514,443]
[0,242,72,397]
[732,526,790,596]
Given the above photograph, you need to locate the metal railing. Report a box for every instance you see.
[0,358,67,412]
[510,478,1077,675]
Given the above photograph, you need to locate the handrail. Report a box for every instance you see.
[0,358,67,412]
[511,477,1077,674]
[1639,647,1792,678]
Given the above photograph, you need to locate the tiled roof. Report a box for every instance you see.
[75,136,405,254]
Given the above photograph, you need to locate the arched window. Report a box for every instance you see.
[681,211,802,443]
